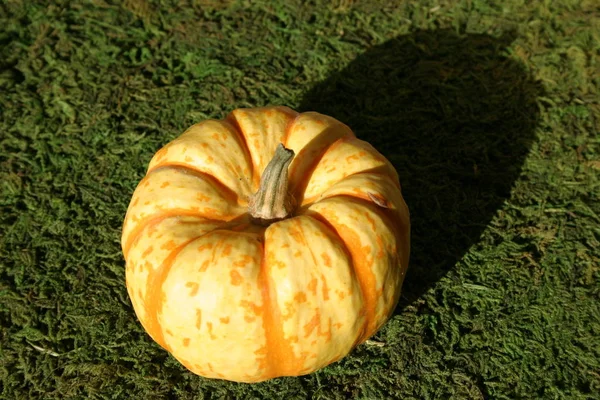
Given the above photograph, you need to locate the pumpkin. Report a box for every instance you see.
[121,106,410,383]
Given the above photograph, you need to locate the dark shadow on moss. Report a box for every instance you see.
[299,29,543,313]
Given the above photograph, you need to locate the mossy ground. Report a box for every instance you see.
[1,1,598,399]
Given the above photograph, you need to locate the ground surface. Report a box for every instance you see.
[1,0,599,399]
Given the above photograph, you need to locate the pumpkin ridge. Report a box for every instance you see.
[221,118,255,190]
[289,134,356,206]
[143,237,199,350]
[292,136,346,198]
[257,240,278,379]
[225,113,257,188]
[122,211,229,260]
[309,196,409,342]
[304,212,370,345]
[147,163,242,206]
[299,170,402,207]
[320,193,409,245]
[260,226,315,379]
[281,112,303,147]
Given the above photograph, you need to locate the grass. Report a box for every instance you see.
[1,0,599,398]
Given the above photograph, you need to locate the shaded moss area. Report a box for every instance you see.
[1,0,598,398]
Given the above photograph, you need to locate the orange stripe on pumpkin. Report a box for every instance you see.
[143,237,199,351]
[306,212,373,343]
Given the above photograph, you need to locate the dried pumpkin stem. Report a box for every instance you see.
[249,143,295,225]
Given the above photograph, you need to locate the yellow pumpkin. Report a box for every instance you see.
[121,106,410,383]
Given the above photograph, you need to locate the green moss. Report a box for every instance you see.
[1,0,598,398]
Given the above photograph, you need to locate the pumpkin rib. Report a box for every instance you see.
[122,210,229,261]
[310,194,409,340]
[288,133,356,205]
[299,170,402,207]
[303,212,371,345]
[281,111,303,147]
[143,236,200,350]
[225,113,257,188]
[318,193,409,246]
[220,118,255,191]
[261,219,331,380]
[146,163,242,206]
[227,107,299,191]
[257,240,278,379]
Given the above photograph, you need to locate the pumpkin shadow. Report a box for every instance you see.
[299,29,543,314]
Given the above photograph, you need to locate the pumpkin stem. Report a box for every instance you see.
[249,143,295,225]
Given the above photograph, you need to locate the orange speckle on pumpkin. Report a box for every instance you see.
[142,246,154,258]
[144,261,152,272]
[199,260,210,272]
[289,335,299,343]
[197,243,214,252]
[294,292,307,303]
[160,181,170,188]
[303,311,321,338]
[289,223,306,245]
[294,250,302,258]
[132,197,139,207]
[196,193,211,202]
[239,300,262,316]
[195,309,202,329]
[266,250,287,269]
[185,156,193,162]
[222,244,232,256]
[202,142,209,148]
[308,278,318,296]
[233,254,253,267]
[161,240,177,251]
[244,316,256,322]
[346,154,360,163]
[282,301,296,321]
[165,329,174,336]
[220,316,230,324]
[321,274,330,301]
[230,269,243,286]
[207,156,214,163]
[185,282,199,296]
[321,252,331,267]
[281,243,290,248]
[183,338,191,347]
[143,200,150,205]
[206,322,217,340]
